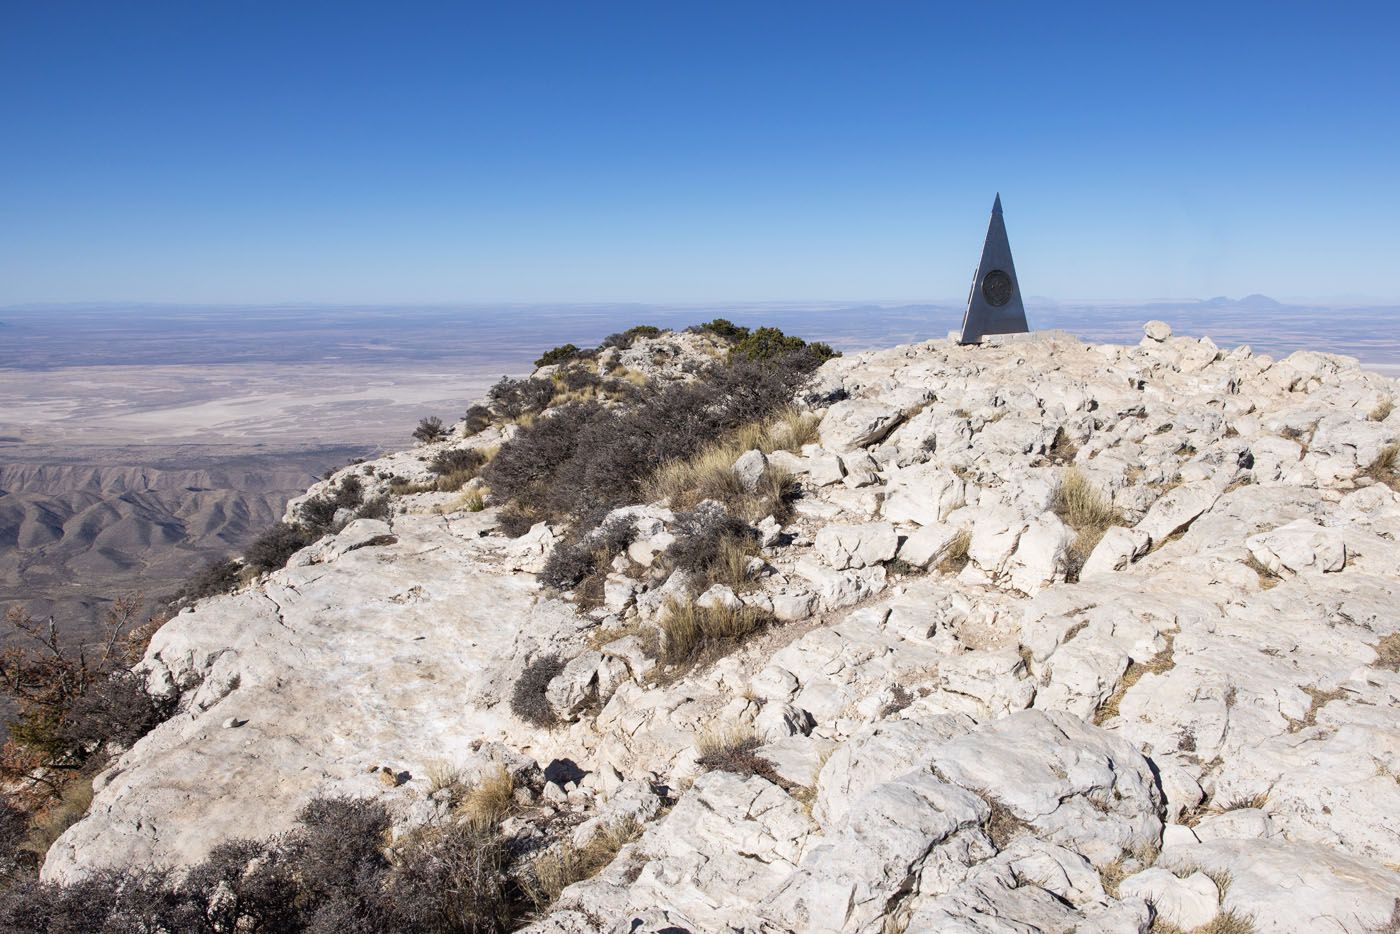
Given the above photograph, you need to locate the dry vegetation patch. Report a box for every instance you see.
[1094,634,1177,725]
[1051,468,1122,579]
[522,817,643,913]
[1362,443,1400,491]
[657,598,772,669]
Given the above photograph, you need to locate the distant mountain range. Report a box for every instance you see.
[1199,294,1287,309]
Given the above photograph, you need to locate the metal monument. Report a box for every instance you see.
[957,193,1029,344]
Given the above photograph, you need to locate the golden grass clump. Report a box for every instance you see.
[1373,633,1400,672]
[1051,468,1122,578]
[936,528,972,575]
[1371,397,1395,422]
[456,765,516,832]
[522,816,643,911]
[1362,442,1400,491]
[658,597,770,667]
[645,406,817,509]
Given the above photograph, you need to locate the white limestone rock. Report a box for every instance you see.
[818,400,904,451]
[1118,867,1219,929]
[882,464,966,526]
[813,521,898,570]
[1143,319,1173,342]
[1245,517,1346,575]
[731,448,767,493]
[1080,526,1151,578]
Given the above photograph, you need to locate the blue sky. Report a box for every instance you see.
[2,1,1397,305]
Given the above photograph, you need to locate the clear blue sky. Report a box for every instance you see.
[3,1,1397,305]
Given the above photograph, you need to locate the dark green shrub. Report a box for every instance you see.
[245,522,313,572]
[730,326,839,364]
[693,318,749,340]
[463,404,493,436]
[169,557,241,608]
[600,325,661,350]
[535,344,581,367]
[412,416,448,443]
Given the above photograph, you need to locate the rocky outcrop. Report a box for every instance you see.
[45,325,1400,933]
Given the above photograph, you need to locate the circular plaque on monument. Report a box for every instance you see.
[981,269,1013,307]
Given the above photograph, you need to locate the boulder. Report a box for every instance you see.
[896,523,965,569]
[1245,518,1346,575]
[1144,320,1173,342]
[1135,481,1220,544]
[1080,526,1152,578]
[1118,867,1219,929]
[732,449,767,493]
[882,464,966,526]
[814,522,898,570]
[818,400,904,450]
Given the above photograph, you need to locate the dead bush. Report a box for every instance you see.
[511,655,564,728]
[694,725,779,781]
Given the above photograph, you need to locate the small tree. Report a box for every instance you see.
[412,416,448,444]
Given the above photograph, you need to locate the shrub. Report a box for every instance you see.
[463,404,494,436]
[0,792,523,932]
[488,377,556,420]
[694,725,778,781]
[692,318,749,340]
[245,522,313,572]
[600,325,661,350]
[428,447,487,493]
[664,504,758,583]
[535,344,581,368]
[168,557,241,608]
[355,496,391,521]
[484,355,820,534]
[511,655,564,727]
[413,416,448,444]
[730,326,839,364]
[558,366,601,392]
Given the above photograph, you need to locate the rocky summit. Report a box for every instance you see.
[43,323,1400,933]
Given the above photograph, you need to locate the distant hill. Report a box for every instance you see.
[1201,293,1286,309]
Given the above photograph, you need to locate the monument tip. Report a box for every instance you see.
[992,193,1003,214]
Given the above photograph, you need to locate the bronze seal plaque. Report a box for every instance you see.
[981,269,1013,307]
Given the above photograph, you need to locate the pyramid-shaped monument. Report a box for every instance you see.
[957,194,1029,344]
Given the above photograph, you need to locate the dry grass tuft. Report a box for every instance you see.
[1243,553,1282,589]
[645,406,816,513]
[1094,634,1176,725]
[980,794,1027,849]
[1362,443,1400,490]
[522,816,643,911]
[1371,398,1395,422]
[936,528,972,575]
[1216,791,1269,813]
[694,724,779,781]
[1051,468,1122,579]
[424,760,467,801]
[1373,633,1400,672]
[657,597,771,668]
[1098,859,1129,898]
[456,765,516,831]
